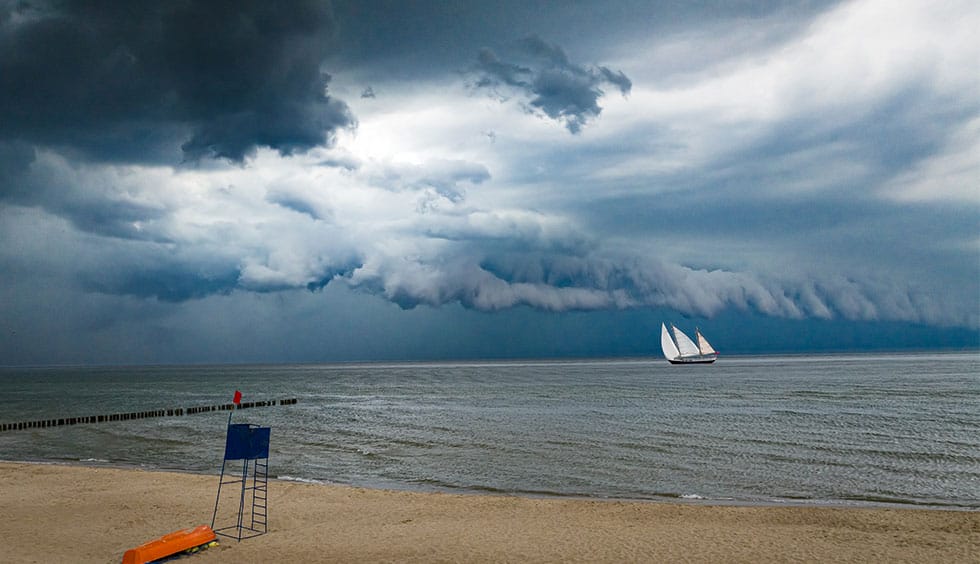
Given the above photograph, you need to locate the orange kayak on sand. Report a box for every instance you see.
[122,524,217,564]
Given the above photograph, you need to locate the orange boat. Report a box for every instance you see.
[122,524,217,564]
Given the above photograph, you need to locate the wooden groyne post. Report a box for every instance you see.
[0,398,298,433]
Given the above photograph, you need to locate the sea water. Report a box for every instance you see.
[1,353,977,508]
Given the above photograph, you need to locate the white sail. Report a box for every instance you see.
[696,329,717,355]
[671,325,700,357]
[661,323,680,360]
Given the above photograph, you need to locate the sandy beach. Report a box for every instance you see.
[0,462,977,563]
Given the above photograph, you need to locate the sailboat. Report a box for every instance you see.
[661,323,718,364]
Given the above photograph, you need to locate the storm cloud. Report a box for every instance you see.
[474,35,632,133]
[0,0,976,364]
[0,0,353,163]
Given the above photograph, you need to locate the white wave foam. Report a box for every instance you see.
[680,493,704,500]
[277,475,324,485]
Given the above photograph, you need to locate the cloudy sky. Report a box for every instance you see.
[1,0,977,364]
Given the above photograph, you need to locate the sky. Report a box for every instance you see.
[0,0,977,365]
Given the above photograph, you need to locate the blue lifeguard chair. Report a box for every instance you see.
[211,423,271,541]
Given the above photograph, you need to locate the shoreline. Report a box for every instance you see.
[5,457,976,512]
[3,458,976,512]
[2,461,977,563]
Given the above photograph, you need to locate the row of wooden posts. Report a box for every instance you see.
[0,398,298,432]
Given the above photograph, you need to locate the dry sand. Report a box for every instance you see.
[0,461,977,563]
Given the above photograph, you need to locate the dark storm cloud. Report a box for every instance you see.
[74,234,364,301]
[326,1,840,82]
[0,0,353,163]
[474,35,631,133]
[0,140,35,198]
[82,263,242,303]
[0,148,171,241]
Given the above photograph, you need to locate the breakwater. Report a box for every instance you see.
[0,398,298,432]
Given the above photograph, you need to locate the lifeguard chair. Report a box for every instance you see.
[211,423,270,541]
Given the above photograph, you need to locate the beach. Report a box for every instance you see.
[1,462,977,563]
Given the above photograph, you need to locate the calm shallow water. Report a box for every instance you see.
[1,353,978,508]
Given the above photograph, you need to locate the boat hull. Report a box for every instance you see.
[667,356,717,364]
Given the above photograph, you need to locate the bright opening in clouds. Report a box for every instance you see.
[1,0,977,364]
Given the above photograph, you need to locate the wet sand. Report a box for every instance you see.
[0,462,977,563]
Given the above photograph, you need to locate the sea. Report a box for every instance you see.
[1,352,978,509]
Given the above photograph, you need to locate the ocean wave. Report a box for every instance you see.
[277,475,324,485]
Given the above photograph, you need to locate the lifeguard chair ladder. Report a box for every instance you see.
[211,423,271,541]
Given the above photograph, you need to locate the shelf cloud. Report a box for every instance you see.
[1,0,976,363]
